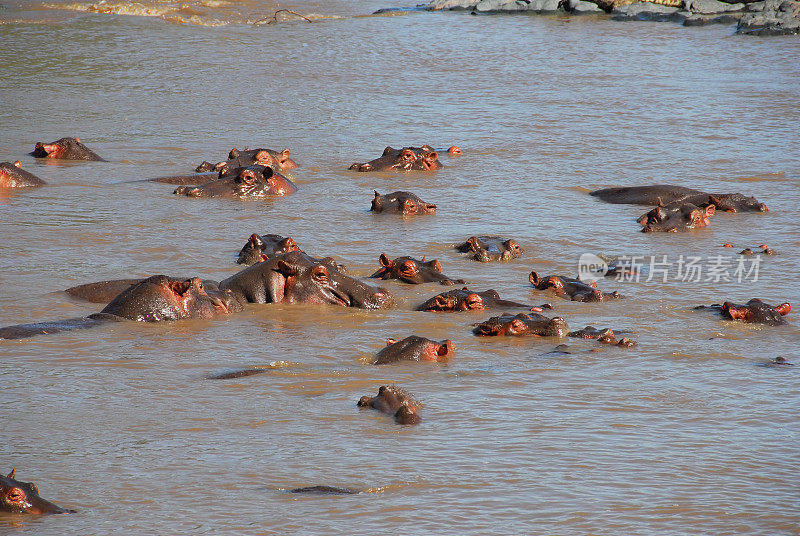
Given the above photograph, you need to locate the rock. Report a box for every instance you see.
[473,0,563,11]
[683,12,743,22]
[737,0,800,33]
[685,0,744,11]
[567,0,606,11]
[611,1,686,20]
[746,1,765,10]
[427,0,479,9]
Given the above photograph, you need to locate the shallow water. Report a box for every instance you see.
[1,2,799,534]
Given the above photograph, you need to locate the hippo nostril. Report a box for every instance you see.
[188,187,202,197]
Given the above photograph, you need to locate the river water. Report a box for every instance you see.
[1,1,799,534]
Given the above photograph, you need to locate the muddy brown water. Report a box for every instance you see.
[1,1,799,534]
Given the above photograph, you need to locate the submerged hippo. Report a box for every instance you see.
[31,137,105,161]
[590,185,768,213]
[529,272,620,302]
[697,298,791,326]
[0,275,239,340]
[235,233,301,265]
[372,335,454,364]
[196,147,298,173]
[569,326,635,347]
[0,161,46,188]
[370,190,437,215]
[473,312,569,338]
[371,254,465,285]
[220,251,393,309]
[174,165,296,198]
[1,470,74,514]
[456,235,523,262]
[349,145,443,172]
[418,288,545,312]
[358,385,422,425]
[637,201,716,233]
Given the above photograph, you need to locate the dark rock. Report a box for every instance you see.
[737,0,800,33]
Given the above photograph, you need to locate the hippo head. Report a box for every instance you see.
[236,233,300,265]
[639,202,715,233]
[31,137,104,161]
[529,272,603,302]
[350,146,442,172]
[260,251,393,309]
[371,254,461,285]
[99,275,241,322]
[709,194,768,213]
[370,190,437,215]
[1,470,74,515]
[373,335,455,364]
[721,299,790,325]
[419,288,489,311]
[473,312,569,337]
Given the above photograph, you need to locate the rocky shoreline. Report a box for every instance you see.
[423,0,800,35]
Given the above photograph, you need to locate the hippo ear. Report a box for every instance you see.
[437,340,454,358]
[280,149,291,159]
[430,259,442,272]
[704,204,716,217]
[374,190,381,199]
[13,160,22,168]
[386,338,397,346]
[656,197,665,207]
[382,146,395,156]
[275,260,299,277]
[229,148,240,158]
[776,303,792,316]
[529,271,540,286]
[8,469,15,479]
[379,253,392,268]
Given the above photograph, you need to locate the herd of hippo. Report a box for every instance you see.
[1,136,792,512]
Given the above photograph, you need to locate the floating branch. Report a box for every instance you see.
[253,9,313,25]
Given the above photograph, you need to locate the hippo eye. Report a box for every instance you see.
[6,488,26,504]
[465,294,483,309]
[401,150,416,161]
[400,261,418,276]
[508,319,527,335]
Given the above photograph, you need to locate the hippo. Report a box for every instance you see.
[349,145,443,172]
[30,137,105,161]
[637,201,716,233]
[370,190,436,215]
[0,470,74,514]
[65,278,157,304]
[417,287,547,312]
[372,335,454,364]
[473,312,569,337]
[720,299,790,325]
[695,299,791,326]
[371,254,464,285]
[357,385,422,425]
[590,185,768,213]
[236,233,301,265]
[739,245,775,256]
[456,235,523,262]
[569,326,636,347]
[0,161,46,188]
[0,275,240,340]
[196,147,298,173]
[220,251,393,309]
[529,272,620,302]
[762,356,794,368]
[149,172,219,185]
[174,165,297,198]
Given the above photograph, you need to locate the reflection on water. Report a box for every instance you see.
[1,1,799,534]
